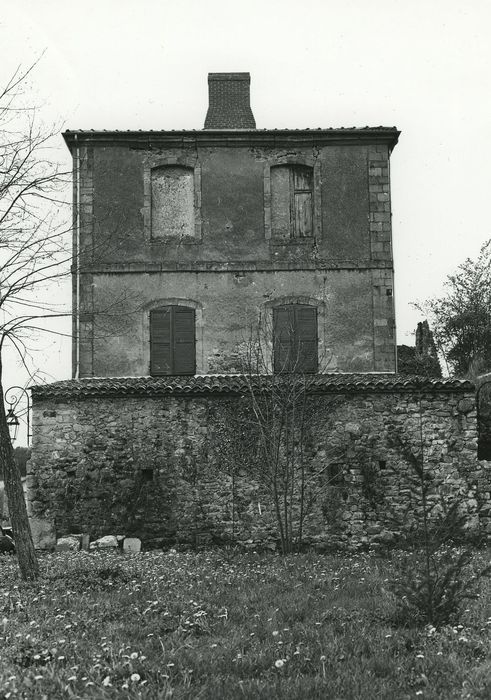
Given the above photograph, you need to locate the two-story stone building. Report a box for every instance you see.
[66,72,399,378]
[27,74,490,550]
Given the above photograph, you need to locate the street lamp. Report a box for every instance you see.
[6,407,20,443]
[3,386,31,446]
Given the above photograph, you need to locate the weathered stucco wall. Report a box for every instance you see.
[82,268,393,376]
[28,377,491,550]
[74,134,396,378]
[86,143,390,265]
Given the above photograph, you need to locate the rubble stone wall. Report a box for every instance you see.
[28,385,491,550]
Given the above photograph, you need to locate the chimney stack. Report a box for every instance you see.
[204,73,256,129]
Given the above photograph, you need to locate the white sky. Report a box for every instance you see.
[1,0,491,440]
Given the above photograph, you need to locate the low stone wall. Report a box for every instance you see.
[28,375,491,550]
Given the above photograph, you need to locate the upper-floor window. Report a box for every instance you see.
[150,306,196,375]
[271,165,313,239]
[273,304,318,373]
[151,166,195,238]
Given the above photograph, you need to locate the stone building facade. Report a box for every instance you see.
[27,73,491,549]
[65,73,399,377]
[28,375,491,549]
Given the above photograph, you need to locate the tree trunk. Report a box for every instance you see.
[0,370,39,580]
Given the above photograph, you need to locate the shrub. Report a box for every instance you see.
[387,423,491,627]
[390,546,490,627]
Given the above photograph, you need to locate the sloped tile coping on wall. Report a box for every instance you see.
[30,373,474,400]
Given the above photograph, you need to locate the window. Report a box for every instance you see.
[271,165,313,239]
[151,166,195,238]
[273,304,318,373]
[143,158,202,242]
[150,306,195,375]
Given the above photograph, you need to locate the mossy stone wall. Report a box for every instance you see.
[28,388,491,550]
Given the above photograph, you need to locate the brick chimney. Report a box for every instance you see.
[204,73,256,129]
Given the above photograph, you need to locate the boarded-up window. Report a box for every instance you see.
[150,306,195,375]
[271,165,313,239]
[273,304,318,373]
[151,166,195,238]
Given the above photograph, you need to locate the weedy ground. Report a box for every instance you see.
[0,549,489,699]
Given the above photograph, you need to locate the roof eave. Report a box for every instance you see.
[62,128,400,153]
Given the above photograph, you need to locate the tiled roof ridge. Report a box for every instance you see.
[31,374,474,399]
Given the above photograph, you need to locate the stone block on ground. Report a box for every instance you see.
[123,537,141,553]
[89,535,119,550]
[56,535,82,552]
[29,518,56,550]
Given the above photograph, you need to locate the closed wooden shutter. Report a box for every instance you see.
[173,306,196,374]
[296,305,318,373]
[273,304,318,373]
[150,308,172,375]
[273,306,294,372]
[294,192,313,237]
[150,306,195,375]
[271,165,314,239]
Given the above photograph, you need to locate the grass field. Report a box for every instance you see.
[0,549,489,699]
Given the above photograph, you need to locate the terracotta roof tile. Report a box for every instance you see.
[31,374,474,400]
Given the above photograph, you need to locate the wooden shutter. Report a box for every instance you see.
[150,308,172,375]
[273,306,294,372]
[173,306,196,375]
[293,167,313,238]
[295,305,318,373]
[294,192,313,237]
[273,304,318,374]
[150,306,195,375]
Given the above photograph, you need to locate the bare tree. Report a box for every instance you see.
[0,63,72,579]
[212,313,342,554]
[0,64,147,578]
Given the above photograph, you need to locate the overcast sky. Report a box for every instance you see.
[1,0,490,438]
